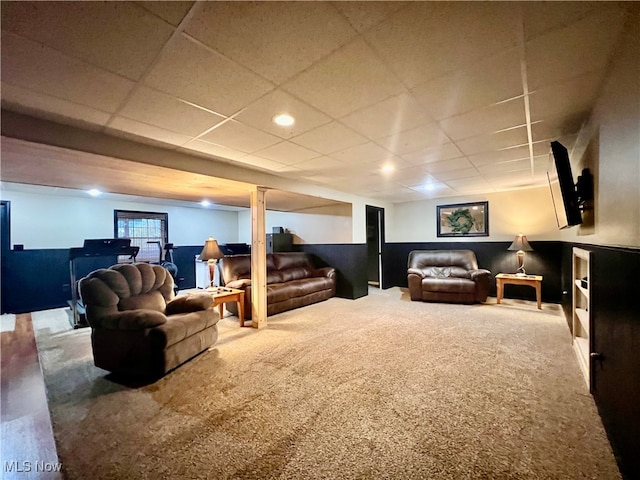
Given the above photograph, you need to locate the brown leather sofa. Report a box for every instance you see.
[79,263,218,378]
[220,252,336,318]
[407,250,491,304]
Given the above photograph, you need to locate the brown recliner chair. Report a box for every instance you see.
[79,263,218,378]
[407,250,491,304]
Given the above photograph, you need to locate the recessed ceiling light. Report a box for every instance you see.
[273,113,295,127]
[423,184,435,191]
[381,164,395,174]
[200,200,211,207]
[87,189,102,197]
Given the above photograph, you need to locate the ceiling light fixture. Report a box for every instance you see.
[87,189,102,197]
[200,200,211,207]
[273,113,295,127]
[381,164,395,174]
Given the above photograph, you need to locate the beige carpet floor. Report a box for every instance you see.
[33,288,620,479]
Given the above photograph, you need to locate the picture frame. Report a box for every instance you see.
[437,201,489,237]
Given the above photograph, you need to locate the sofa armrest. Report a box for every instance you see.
[407,268,426,278]
[100,310,167,330]
[166,293,213,315]
[313,267,335,278]
[469,269,491,280]
[226,278,252,290]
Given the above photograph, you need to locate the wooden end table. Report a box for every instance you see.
[495,273,543,309]
[207,287,246,326]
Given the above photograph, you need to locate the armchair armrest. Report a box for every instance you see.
[166,293,213,315]
[100,310,167,330]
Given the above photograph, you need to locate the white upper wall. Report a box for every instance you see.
[561,10,640,248]
[0,187,239,249]
[237,203,353,244]
[388,186,560,243]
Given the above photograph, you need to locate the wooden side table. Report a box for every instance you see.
[496,273,543,309]
[209,287,246,326]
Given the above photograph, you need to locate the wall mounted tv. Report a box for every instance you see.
[547,141,583,229]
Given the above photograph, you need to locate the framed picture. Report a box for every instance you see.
[437,201,489,237]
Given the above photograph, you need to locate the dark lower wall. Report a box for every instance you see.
[1,247,201,314]
[383,241,564,303]
[295,243,368,300]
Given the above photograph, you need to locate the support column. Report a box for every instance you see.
[250,187,267,328]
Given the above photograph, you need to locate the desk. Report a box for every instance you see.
[496,273,543,309]
[208,287,246,326]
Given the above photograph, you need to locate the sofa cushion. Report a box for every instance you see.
[280,267,312,282]
[422,277,476,294]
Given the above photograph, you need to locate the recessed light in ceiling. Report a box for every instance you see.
[272,113,295,127]
[381,164,395,174]
[87,188,102,197]
[200,200,211,207]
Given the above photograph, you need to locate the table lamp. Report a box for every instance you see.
[199,237,224,288]
[508,233,533,276]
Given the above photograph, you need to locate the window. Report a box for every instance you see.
[114,210,168,263]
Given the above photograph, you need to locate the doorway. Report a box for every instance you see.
[366,205,385,288]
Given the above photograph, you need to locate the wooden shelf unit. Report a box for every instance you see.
[572,247,592,390]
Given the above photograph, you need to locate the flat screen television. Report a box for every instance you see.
[548,141,583,229]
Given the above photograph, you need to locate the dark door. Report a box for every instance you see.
[1,201,10,313]
[366,206,385,287]
[591,247,640,479]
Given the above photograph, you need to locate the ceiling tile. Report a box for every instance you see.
[145,34,275,116]
[468,145,531,167]
[331,141,396,165]
[107,117,192,147]
[185,2,357,84]
[424,157,474,174]
[377,122,449,156]
[183,140,248,161]
[229,154,289,173]
[431,168,481,182]
[135,1,195,27]
[525,6,627,90]
[118,87,226,137]
[1,32,135,113]
[282,38,405,119]
[332,2,409,34]
[401,143,464,166]
[293,156,347,174]
[253,141,321,166]
[530,113,587,143]
[529,71,604,123]
[1,83,111,130]
[455,127,529,156]
[234,89,331,140]
[199,119,281,154]
[291,121,367,155]
[411,48,523,121]
[522,2,602,40]
[439,98,526,141]
[477,158,531,175]
[366,2,519,88]
[340,92,432,140]
[1,1,175,81]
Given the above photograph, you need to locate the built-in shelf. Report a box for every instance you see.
[572,247,592,390]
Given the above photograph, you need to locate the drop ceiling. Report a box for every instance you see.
[0,1,632,206]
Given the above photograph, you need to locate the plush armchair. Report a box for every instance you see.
[79,263,218,378]
[407,250,491,304]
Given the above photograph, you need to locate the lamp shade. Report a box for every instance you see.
[508,234,533,252]
[199,237,223,261]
